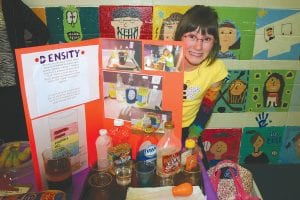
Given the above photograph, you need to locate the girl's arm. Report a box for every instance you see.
[188,80,223,138]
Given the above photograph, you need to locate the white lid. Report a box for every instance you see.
[142,75,148,80]
[99,129,107,136]
[114,119,124,126]
[153,85,158,89]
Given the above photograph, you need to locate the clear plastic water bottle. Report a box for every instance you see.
[96,129,112,170]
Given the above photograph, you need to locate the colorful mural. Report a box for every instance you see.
[99,6,153,39]
[239,127,285,164]
[253,9,300,60]
[152,6,190,40]
[45,6,99,44]
[279,126,300,164]
[214,7,257,60]
[202,128,242,167]
[246,70,296,112]
[29,4,299,165]
[214,70,249,113]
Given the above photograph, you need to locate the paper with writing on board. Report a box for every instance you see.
[19,45,99,119]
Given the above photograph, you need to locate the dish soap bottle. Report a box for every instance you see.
[136,117,158,163]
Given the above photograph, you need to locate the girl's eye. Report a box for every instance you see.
[189,35,197,40]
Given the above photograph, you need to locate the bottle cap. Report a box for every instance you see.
[164,121,174,129]
[99,129,107,136]
[114,119,124,126]
[185,139,196,149]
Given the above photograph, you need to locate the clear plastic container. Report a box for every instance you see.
[156,121,181,178]
[96,129,112,171]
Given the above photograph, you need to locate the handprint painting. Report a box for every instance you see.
[246,70,296,112]
[255,112,270,128]
[213,70,249,113]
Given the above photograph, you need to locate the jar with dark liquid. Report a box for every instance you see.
[42,148,72,192]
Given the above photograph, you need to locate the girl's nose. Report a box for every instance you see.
[194,39,203,50]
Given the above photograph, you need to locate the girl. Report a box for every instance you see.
[174,5,228,169]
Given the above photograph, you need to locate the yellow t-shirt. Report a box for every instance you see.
[182,59,228,128]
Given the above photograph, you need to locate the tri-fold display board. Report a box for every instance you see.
[15,38,185,190]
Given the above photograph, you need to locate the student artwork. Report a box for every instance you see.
[246,70,296,112]
[214,70,249,113]
[264,26,275,42]
[32,8,47,24]
[239,127,285,164]
[289,70,300,112]
[214,7,257,60]
[99,6,153,39]
[144,44,183,72]
[158,12,183,40]
[202,128,242,167]
[217,20,240,59]
[255,112,271,128]
[46,7,99,44]
[63,6,83,42]
[152,6,190,40]
[279,126,300,164]
[253,9,300,60]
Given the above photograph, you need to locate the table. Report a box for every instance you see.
[79,166,204,200]
[16,167,90,200]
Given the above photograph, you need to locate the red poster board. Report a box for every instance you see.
[15,38,184,190]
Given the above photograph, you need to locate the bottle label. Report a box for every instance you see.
[185,154,197,171]
[162,151,180,174]
[137,144,157,162]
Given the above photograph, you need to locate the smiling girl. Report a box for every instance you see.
[174,5,228,169]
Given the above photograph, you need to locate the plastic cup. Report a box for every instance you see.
[114,162,132,186]
[182,165,201,185]
[88,172,113,199]
[135,161,156,187]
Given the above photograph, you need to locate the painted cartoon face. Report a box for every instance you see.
[265,76,281,92]
[210,141,228,157]
[162,21,179,40]
[253,136,264,149]
[229,79,246,96]
[111,17,143,39]
[181,27,215,69]
[219,26,237,49]
[63,6,83,42]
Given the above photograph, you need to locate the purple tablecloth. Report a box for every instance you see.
[15,167,90,199]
